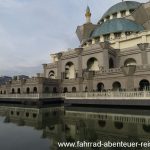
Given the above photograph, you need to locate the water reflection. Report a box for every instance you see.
[0,105,150,150]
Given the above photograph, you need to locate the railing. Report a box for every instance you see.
[0,91,150,100]
[0,94,40,99]
[136,64,150,71]
[94,68,122,75]
[0,93,65,99]
[64,91,150,100]
[93,64,150,76]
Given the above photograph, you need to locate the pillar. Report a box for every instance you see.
[42,64,47,77]
[75,48,83,91]
[137,43,149,65]
[56,53,62,79]
[103,49,109,69]
[117,12,121,18]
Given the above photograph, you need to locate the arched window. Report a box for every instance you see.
[17,88,21,94]
[97,83,104,92]
[4,90,6,94]
[98,120,106,127]
[143,124,150,133]
[87,57,99,71]
[63,87,68,93]
[139,79,149,91]
[26,87,30,94]
[0,91,2,94]
[45,87,49,93]
[65,62,75,79]
[109,58,114,69]
[72,87,76,93]
[53,87,57,93]
[33,87,37,93]
[124,58,136,67]
[85,86,88,92]
[114,122,123,129]
[12,88,15,94]
[112,81,121,91]
[49,70,55,79]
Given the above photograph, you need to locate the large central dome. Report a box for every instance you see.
[91,18,144,38]
[98,1,141,23]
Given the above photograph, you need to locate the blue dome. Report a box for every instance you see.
[91,18,144,38]
[100,1,141,21]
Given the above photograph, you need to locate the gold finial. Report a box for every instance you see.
[85,6,91,23]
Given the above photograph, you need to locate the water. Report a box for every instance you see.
[0,105,150,150]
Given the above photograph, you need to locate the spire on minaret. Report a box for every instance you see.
[85,6,91,23]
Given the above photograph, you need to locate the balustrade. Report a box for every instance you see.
[0,91,149,100]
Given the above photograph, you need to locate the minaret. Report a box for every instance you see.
[85,6,91,23]
[76,6,96,43]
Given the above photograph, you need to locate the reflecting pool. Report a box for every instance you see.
[0,105,150,150]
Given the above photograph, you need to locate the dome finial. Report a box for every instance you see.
[85,5,91,23]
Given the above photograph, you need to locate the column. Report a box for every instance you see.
[42,64,47,77]
[115,41,120,49]
[110,33,115,40]
[110,15,113,20]
[126,10,130,16]
[117,12,121,18]
[100,36,104,42]
[115,49,120,68]
[56,53,62,79]
[92,39,96,44]
[103,49,109,69]
[137,43,149,65]
[126,76,134,90]
[75,48,83,92]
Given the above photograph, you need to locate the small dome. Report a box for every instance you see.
[99,1,141,22]
[91,18,144,38]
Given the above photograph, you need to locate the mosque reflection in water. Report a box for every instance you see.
[0,105,150,150]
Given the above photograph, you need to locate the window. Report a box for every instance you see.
[12,88,15,94]
[139,79,150,91]
[53,87,57,93]
[17,88,21,94]
[33,87,37,93]
[26,87,30,94]
[97,83,104,92]
[49,70,55,79]
[103,34,110,41]
[112,13,117,18]
[72,87,76,93]
[63,87,68,93]
[125,31,132,36]
[45,87,49,93]
[112,81,121,91]
[65,62,75,79]
[33,113,37,118]
[130,9,135,14]
[106,16,110,20]
[87,57,99,71]
[124,58,136,67]
[109,58,114,69]
[121,10,126,17]
[26,112,29,117]
[114,32,121,39]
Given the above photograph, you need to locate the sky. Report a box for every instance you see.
[0,0,148,76]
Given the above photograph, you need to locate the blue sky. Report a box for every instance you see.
[0,0,147,76]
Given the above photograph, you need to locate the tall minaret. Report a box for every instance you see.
[76,5,96,43]
[85,6,91,23]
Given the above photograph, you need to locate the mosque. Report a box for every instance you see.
[1,0,150,94]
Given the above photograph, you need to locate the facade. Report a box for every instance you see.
[1,1,150,94]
